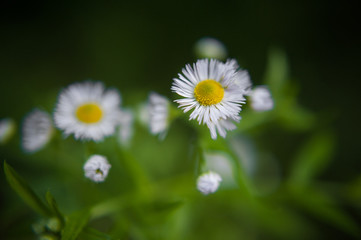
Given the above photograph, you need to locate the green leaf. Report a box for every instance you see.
[290,187,360,237]
[79,227,114,240]
[62,209,90,240]
[289,131,335,186]
[264,47,289,98]
[3,161,52,217]
[46,191,65,225]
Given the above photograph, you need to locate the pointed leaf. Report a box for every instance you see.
[3,161,51,217]
[46,191,65,225]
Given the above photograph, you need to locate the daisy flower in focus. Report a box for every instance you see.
[172,58,250,139]
[197,171,222,195]
[118,108,134,147]
[148,92,170,140]
[54,81,121,141]
[249,86,274,111]
[83,154,111,182]
[22,109,54,153]
[0,118,16,144]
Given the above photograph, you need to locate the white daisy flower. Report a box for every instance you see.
[194,37,227,60]
[148,92,170,140]
[22,109,54,153]
[250,86,274,111]
[83,154,111,182]
[197,171,222,195]
[118,108,134,147]
[172,59,250,139]
[0,118,16,144]
[54,81,121,141]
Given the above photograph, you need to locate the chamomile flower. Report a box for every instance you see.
[118,108,134,147]
[194,37,227,60]
[22,109,54,153]
[148,92,170,140]
[83,155,111,182]
[172,59,250,138]
[0,118,16,144]
[250,86,274,111]
[54,81,121,141]
[197,171,222,195]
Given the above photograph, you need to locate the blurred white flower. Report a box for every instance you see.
[118,108,134,147]
[83,155,111,182]
[22,109,53,153]
[148,92,170,140]
[172,58,250,139]
[194,37,227,60]
[250,86,274,111]
[197,171,222,195]
[0,118,16,144]
[54,81,121,141]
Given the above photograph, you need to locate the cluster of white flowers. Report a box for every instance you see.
[4,38,274,189]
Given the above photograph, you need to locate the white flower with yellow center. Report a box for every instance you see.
[22,109,54,153]
[0,118,16,144]
[172,59,250,138]
[83,155,111,182]
[54,81,121,141]
[148,92,170,140]
[197,171,222,195]
[250,86,274,111]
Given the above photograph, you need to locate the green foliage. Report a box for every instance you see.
[62,210,90,240]
[3,161,52,217]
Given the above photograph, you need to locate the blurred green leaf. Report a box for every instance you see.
[79,227,114,240]
[264,48,289,98]
[46,191,65,225]
[3,161,52,217]
[290,187,360,237]
[62,209,90,240]
[289,131,335,186]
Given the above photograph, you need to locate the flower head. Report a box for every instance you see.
[197,171,222,195]
[83,155,111,182]
[148,92,170,140]
[0,118,16,144]
[194,37,227,60]
[54,81,121,141]
[250,86,274,111]
[172,59,250,139]
[22,109,54,153]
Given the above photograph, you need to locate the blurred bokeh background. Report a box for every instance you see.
[1,0,360,239]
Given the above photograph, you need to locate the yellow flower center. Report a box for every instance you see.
[194,79,224,106]
[76,103,103,124]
